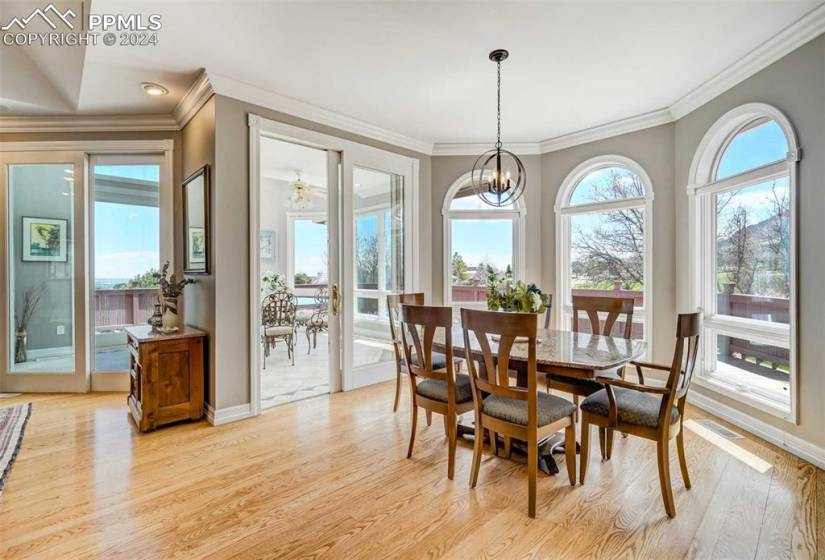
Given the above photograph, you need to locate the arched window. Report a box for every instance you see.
[442,172,525,306]
[555,155,653,342]
[688,103,799,420]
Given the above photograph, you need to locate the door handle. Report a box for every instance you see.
[331,284,340,316]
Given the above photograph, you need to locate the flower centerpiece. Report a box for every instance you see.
[486,273,546,314]
[156,261,195,331]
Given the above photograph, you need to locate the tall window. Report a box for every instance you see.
[442,172,525,306]
[688,103,798,419]
[556,156,652,341]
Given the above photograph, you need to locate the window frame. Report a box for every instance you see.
[687,102,800,422]
[554,155,654,350]
[442,171,526,308]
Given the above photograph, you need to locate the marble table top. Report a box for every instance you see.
[433,326,646,373]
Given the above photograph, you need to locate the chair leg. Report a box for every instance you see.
[503,436,512,459]
[306,329,311,355]
[676,428,691,489]
[447,413,457,480]
[406,405,418,459]
[598,427,607,460]
[657,439,677,517]
[470,416,483,488]
[392,365,402,413]
[580,416,591,484]
[425,410,432,427]
[527,434,538,518]
[490,430,499,456]
[573,394,580,423]
[564,422,576,486]
[606,428,614,460]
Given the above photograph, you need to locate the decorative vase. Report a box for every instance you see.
[14,330,27,363]
[161,296,179,330]
[148,301,163,331]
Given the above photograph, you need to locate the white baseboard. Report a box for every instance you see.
[204,402,255,426]
[688,391,825,470]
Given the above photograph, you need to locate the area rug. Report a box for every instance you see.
[0,403,31,499]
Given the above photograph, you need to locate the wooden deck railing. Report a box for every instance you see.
[95,288,158,330]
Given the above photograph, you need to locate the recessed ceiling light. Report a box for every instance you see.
[141,82,168,96]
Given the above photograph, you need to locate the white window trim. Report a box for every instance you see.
[441,171,526,308]
[554,155,654,353]
[353,203,394,320]
[687,102,800,423]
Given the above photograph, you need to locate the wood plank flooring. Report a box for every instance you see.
[0,384,822,559]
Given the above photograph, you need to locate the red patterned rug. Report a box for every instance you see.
[0,403,31,500]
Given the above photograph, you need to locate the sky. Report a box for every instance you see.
[94,165,160,280]
[294,219,327,279]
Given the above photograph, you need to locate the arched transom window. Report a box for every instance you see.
[688,103,799,420]
[555,155,653,342]
[442,172,525,307]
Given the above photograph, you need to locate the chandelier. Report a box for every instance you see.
[469,49,526,208]
[284,171,314,210]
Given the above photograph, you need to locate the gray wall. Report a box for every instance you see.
[674,36,825,446]
[182,95,216,406]
[211,94,432,410]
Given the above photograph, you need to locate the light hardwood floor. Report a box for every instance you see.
[0,384,823,559]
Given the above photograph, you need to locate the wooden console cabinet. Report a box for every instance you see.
[126,325,206,432]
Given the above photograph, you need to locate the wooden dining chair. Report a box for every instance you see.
[400,304,474,480]
[579,311,701,518]
[387,292,424,412]
[461,308,577,518]
[546,295,636,431]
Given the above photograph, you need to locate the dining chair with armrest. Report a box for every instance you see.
[462,308,577,518]
[578,311,701,518]
[400,304,474,480]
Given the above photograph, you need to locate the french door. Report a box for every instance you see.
[0,151,88,392]
[250,116,419,410]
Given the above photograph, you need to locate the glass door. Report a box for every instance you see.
[89,156,163,383]
[0,151,88,393]
[341,148,416,390]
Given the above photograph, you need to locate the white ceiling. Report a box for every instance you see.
[1,1,821,146]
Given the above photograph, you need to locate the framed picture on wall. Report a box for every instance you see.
[188,227,206,264]
[260,230,276,260]
[22,217,68,262]
[183,165,210,273]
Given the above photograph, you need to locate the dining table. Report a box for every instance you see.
[432,325,647,475]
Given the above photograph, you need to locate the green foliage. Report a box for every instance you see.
[294,272,313,285]
[113,268,160,289]
[486,273,546,313]
[451,252,470,283]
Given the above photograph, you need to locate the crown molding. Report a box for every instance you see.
[538,108,674,153]
[207,71,434,156]
[173,70,214,128]
[670,3,825,120]
[430,142,541,156]
[0,114,179,133]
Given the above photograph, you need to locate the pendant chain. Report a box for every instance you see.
[495,60,502,149]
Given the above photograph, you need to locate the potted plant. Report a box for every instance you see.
[14,285,44,363]
[156,262,195,331]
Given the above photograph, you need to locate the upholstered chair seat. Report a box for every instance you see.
[581,387,679,429]
[417,374,473,403]
[483,392,576,427]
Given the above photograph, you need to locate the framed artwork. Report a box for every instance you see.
[183,165,210,273]
[188,227,206,264]
[22,217,68,262]
[260,230,276,260]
